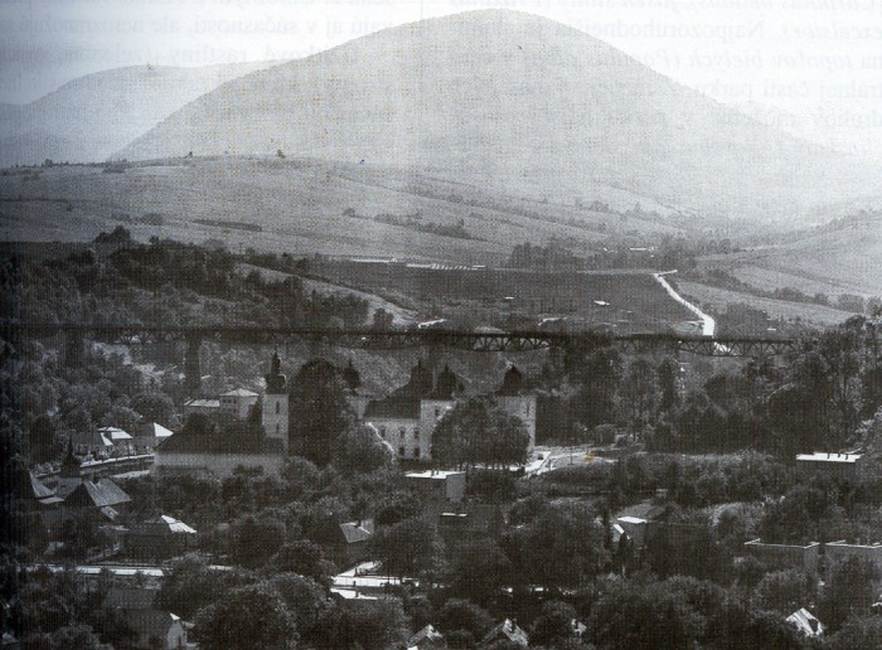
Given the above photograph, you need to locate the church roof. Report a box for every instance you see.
[220,388,259,398]
[158,432,284,455]
[364,397,420,420]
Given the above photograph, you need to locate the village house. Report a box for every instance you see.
[405,470,466,503]
[219,388,259,419]
[46,448,133,524]
[182,398,220,418]
[481,619,529,647]
[71,428,114,458]
[133,422,174,452]
[322,519,376,569]
[104,587,190,650]
[97,426,135,454]
[126,515,197,560]
[615,502,667,549]
[407,624,445,649]
[152,432,286,478]
[786,608,824,638]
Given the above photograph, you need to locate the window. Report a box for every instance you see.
[434,408,440,418]
[399,427,406,439]
[275,401,280,414]
[380,426,386,438]
[413,428,419,439]
[414,448,420,459]
[399,446,406,457]
[275,423,279,434]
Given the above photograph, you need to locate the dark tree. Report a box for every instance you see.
[530,600,578,647]
[368,516,442,579]
[289,359,353,465]
[193,583,298,650]
[438,599,494,640]
[432,397,529,469]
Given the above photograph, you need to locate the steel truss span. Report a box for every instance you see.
[0,322,797,357]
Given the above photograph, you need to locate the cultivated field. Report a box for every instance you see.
[0,156,687,266]
[310,259,694,331]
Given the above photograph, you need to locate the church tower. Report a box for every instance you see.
[262,352,289,453]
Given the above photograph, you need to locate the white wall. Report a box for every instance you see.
[262,393,289,452]
[365,417,421,460]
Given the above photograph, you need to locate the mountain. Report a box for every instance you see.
[0,60,280,166]
[116,10,881,221]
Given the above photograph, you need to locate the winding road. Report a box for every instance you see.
[653,271,716,337]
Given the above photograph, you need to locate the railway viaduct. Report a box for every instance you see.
[0,322,797,395]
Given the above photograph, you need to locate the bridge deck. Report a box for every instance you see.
[1,322,797,357]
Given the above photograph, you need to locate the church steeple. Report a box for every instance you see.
[265,351,287,394]
[60,438,81,478]
[342,358,361,392]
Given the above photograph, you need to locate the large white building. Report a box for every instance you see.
[257,355,537,464]
[361,362,536,463]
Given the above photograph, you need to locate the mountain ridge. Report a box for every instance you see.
[115,9,880,221]
[0,59,282,166]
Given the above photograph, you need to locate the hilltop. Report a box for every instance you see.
[117,9,880,221]
[699,210,882,297]
[0,60,280,167]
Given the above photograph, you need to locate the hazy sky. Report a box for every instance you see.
[2,0,881,156]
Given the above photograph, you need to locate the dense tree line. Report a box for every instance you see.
[0,230,370,328]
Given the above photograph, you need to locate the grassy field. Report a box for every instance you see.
[678,280,855,326]
[0,156,688,266]
[697,216,882,298]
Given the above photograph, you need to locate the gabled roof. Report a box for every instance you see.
[339,520,375,545]
[73,429,113,448]
[786,608,824,637]
[135,515,197,535]
[220,388,258,397]
[617,502,667,522]
[25,471,55,499]
[98,426,133,441]
[481,619,529,647]
[157,433,284,455]
[63,478,131,509]
[364,397,420,420]
[183,399,220,409]
[140,422,173,438]
[407,624,445,648]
